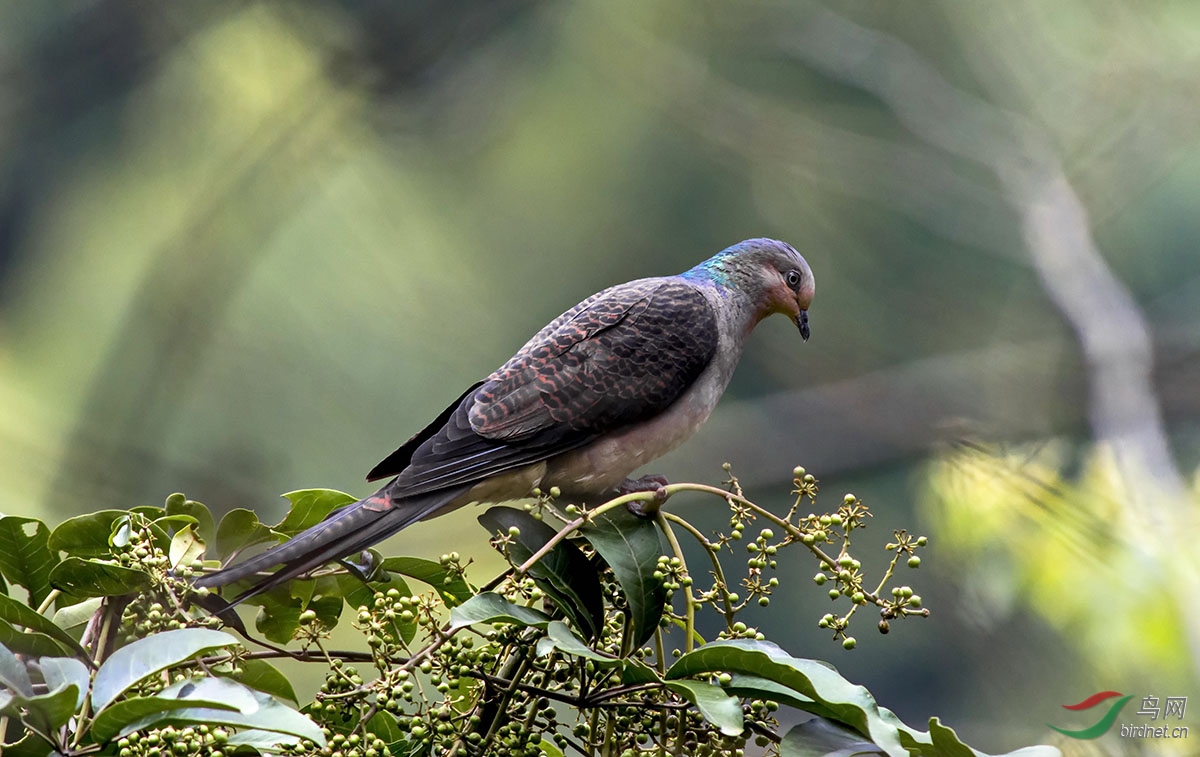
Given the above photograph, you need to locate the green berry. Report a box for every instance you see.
[842,637,857,650]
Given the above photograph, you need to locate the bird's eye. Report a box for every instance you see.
[785,270,802,290]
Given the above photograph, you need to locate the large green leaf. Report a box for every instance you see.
[215,508,283,561]
[47,510,128,557]
[448,592,552,631]
[665,679,744,737]
[115,685,325,746]
[580,507,667,648]
[91,628,239,713]
[479,506,603,639]
[379,556,472,606]
[667,639,906,757]
[535,620,621,668]
[0,621,71,658]
[168,525,206,569]
[235,658,298,705]
[0,641,34,696]
[0,734,56,757]
[52,597,102,631]
[0,594,86,659]
[251,587,304,644]
[39,657,90,709]
[90,676,252,741]
[0,681,80,736]
[48,558,153,598]
[0,516,58,608]
[781,717,886,757]
[164,497,215,545]
[724,673,817,712]
[275,489,357,535]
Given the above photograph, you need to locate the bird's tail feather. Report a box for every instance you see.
[195,485,469,606]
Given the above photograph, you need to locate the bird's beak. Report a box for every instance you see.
[797,310,810,341]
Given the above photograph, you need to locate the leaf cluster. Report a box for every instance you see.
[0,470,1059,757]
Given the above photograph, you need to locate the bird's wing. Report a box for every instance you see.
[375,278,719,497]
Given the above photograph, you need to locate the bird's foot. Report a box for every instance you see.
[619,474,671,517]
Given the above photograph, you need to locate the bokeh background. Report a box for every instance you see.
[3,2,1199,754]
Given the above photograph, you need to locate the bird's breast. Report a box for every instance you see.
[540,355,735,501]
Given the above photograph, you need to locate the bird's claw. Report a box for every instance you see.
[619,475,671,518]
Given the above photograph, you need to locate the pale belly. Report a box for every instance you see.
[539,384,719,500]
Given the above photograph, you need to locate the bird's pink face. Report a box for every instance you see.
[760,251,815,341]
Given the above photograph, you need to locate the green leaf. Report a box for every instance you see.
[535,621,621,667]
[276,489,357,535]
[0,517,58,608]
[39,657,90,709]
[91,628,239,713]
[620,658,661,685]
[0,594,87,659]
[667,639,906,757]
[215,508,283,561]
[48,510,128,557]
[0,641,34,696]
[169,525,206,570]
[479,506,604,639]
[48,558,153,598]
[0,734,55,757]
[665,680,744,737]
[235,658,299,705]
[225,730,303,749]
[0,681,80,735]
[781,717,886,757]
[0,620,73,658]
[379,556,472,606]
[251,587,304,644]
[928,719,976,757]
[52,597,102,631]
[366,710,405,742]
[538,738,565,757]
[115,685,326,746]
[724,673,817,711]
[90,676,250,742]
[164,498,215,545]
[448,592,553,631]
[580,507,667,648]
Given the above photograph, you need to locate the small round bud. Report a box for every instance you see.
[508,526,520,537]
[878,620,890,634]
[549,486,561,498]
[842,637,857,650]
[908,556,921,569]
[916,536,928,546]
[907,595,922,608]
[813,572,827,585]
[723,462,733,472]
[793,466,806,478]
[299,609,317,623]
[828,589,840,600]
[843,493,856,505]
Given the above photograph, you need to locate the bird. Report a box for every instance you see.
[196,238,814,604]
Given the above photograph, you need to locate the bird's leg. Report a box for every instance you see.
[618,474,671,517]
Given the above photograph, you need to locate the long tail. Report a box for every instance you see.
[195,484,469,606]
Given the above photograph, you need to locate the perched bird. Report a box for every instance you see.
[197,238,814,603]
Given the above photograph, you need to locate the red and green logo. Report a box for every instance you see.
[1049,691,1134,739]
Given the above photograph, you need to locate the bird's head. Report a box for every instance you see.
[687,238,815,340]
